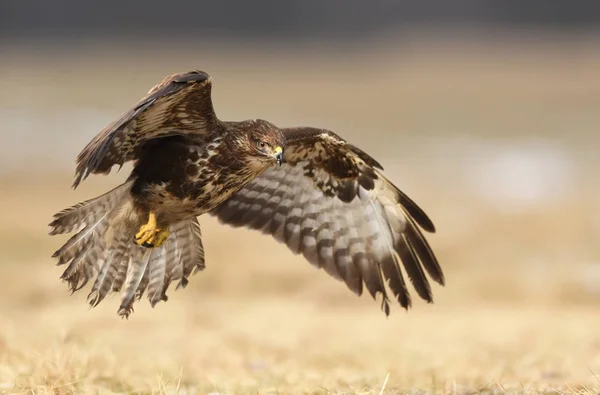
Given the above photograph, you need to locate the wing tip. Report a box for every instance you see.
[72,171,85,189]
[436,273,446,287]
[420,217,437,234]
[396,189,437,233]
[173,69,212,84]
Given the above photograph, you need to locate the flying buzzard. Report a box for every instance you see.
[49,70,444,318]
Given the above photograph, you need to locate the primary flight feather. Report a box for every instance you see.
[49,70,444,318]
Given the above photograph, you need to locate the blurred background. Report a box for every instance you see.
[1,1,600,393]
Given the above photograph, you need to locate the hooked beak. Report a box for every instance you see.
[273,146,283,166]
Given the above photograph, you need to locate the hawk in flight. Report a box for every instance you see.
[49,70,445,318]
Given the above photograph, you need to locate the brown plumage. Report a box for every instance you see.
[49,70,444,318]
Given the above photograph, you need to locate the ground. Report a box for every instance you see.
[1,178,599,395]
[1,35,600,394]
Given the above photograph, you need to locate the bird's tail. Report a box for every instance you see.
[49,181,205,318]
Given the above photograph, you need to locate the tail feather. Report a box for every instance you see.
[60,251,92,292]
[135,260,151,302]
[118,249,151,317]
[50,183,206,317]
[49,182,133,235]
[52,219,107,266]
[164,235,183,285]
[60,235,105,293]
[87,221,129,307]
[177,218,205,289]
[111,244,131,293]
[87,251,109,307]
[159,232,183,298]
[51,183,133,294]
[147,247,167,307]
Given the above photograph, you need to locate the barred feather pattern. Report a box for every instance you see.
[49,182,134,236]
[49,70,444,318]
[115,218,205,317]
[49,181,134,293]
[212,139,445,316]
[49,181,205,318]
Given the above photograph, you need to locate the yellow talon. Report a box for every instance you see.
[135,212,169,248]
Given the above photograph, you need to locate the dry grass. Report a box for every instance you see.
[1,34,600,394]
[2,233,600,394]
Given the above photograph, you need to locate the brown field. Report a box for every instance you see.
[1,33,600,394]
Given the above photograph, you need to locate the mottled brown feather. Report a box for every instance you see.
[211,127,443,316]
[73,70,219,188]
[50,69,443,318]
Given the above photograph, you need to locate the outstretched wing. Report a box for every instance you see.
[210,127,444,315]
[73,70,219,188]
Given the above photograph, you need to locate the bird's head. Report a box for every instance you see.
[242,120,285,172]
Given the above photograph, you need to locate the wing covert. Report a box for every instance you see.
[211,127,444,315]
[73,70,219,188]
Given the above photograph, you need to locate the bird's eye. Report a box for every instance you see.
[258,141,266,148]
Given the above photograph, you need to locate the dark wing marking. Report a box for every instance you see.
[211,127,444,315]
[73,70,219,188]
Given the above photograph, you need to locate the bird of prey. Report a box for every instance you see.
[49,70,444,318]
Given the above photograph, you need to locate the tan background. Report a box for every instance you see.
[1,32,599,394]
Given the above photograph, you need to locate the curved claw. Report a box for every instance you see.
[134,212,169,248]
